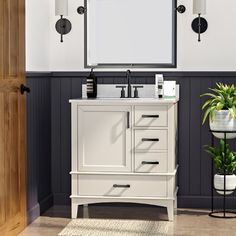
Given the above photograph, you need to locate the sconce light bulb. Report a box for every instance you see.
[193,0,206,15]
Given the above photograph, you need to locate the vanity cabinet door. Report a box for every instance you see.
[77,106,132,172]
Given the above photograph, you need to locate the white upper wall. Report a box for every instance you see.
[26,0,50,71]
[49,0,84,71]
[26,0,236,71]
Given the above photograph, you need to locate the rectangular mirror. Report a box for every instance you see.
[85,0,176,68]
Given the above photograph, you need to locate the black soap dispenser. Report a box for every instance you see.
[86,68,97,98]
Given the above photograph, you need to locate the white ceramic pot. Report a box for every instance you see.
[214,174,236,195]
[209,110,236,139]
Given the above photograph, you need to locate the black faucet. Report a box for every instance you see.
[116,70,143,98]
[126,70,132,98]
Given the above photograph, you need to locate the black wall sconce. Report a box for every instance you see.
[192,0,208,42]
[55,0,72,42]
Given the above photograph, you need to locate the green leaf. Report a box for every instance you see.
[200,93,217,98]
[209,107,216,122]
[202,107,212,124]
[204,139,236,174]
[229,106,236,119]
[202,100,212,110]
[216,102,224,111]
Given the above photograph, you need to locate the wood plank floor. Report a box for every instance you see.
[19,205,236,236]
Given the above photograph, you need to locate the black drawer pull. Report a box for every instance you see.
[142,161,159,165]
[113,184,130,188]
[142,138,159,142]
[142,115,159,118]
[127,112,130,129]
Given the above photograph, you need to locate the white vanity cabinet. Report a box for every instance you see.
[70,99,178,221]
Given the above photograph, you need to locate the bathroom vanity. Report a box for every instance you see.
[70,98,178,221]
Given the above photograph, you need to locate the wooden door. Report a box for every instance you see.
[76,106,132,172]
[0,0,27,235]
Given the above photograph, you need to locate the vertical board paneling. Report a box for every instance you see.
[26,75,52,223]
[102,77,113,84]
[177,78,191,196]
[200,78,213,196]
[145,77,155,84]
[71,78,83,99]
[189,78,201,195]
[113,77,125,84]
[38,79,51,202]
[51,78,61,195]
[60,78,72,194]
[26,72,236,212]
[26,78,38,213]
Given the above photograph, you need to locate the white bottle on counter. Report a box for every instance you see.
[155,74,164,99]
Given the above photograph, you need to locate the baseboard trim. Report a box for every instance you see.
[39,194,54,214]
[178,196,236,209]
[53,193,71,205]
[27,203,40,225]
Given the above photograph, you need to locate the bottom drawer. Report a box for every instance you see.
[78,175,167,197]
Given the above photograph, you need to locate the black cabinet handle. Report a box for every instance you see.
[20,84,30,95]
[142,138,159,142]
[127,112,130,129]
[141,161,159,165]
[142,115,159,118]
[113,184,130,188]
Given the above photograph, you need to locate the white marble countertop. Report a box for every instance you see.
[69,97,179,105]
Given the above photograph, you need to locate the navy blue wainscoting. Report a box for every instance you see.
[26,72,236,222]
[26,73,53,224]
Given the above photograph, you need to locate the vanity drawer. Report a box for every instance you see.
[78,175,167,197]
[134,106,168,127]
[135,152,167,173]
[135,130,167,151]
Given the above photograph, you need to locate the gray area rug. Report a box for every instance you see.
[58,219,170,236]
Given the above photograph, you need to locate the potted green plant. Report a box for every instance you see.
[201,83,236,139]
[205,139,236,195]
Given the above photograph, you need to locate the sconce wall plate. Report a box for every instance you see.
[55,17,72,42]
[176,5,186,14]
[55,18,72,35]
[191,17,208,34]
